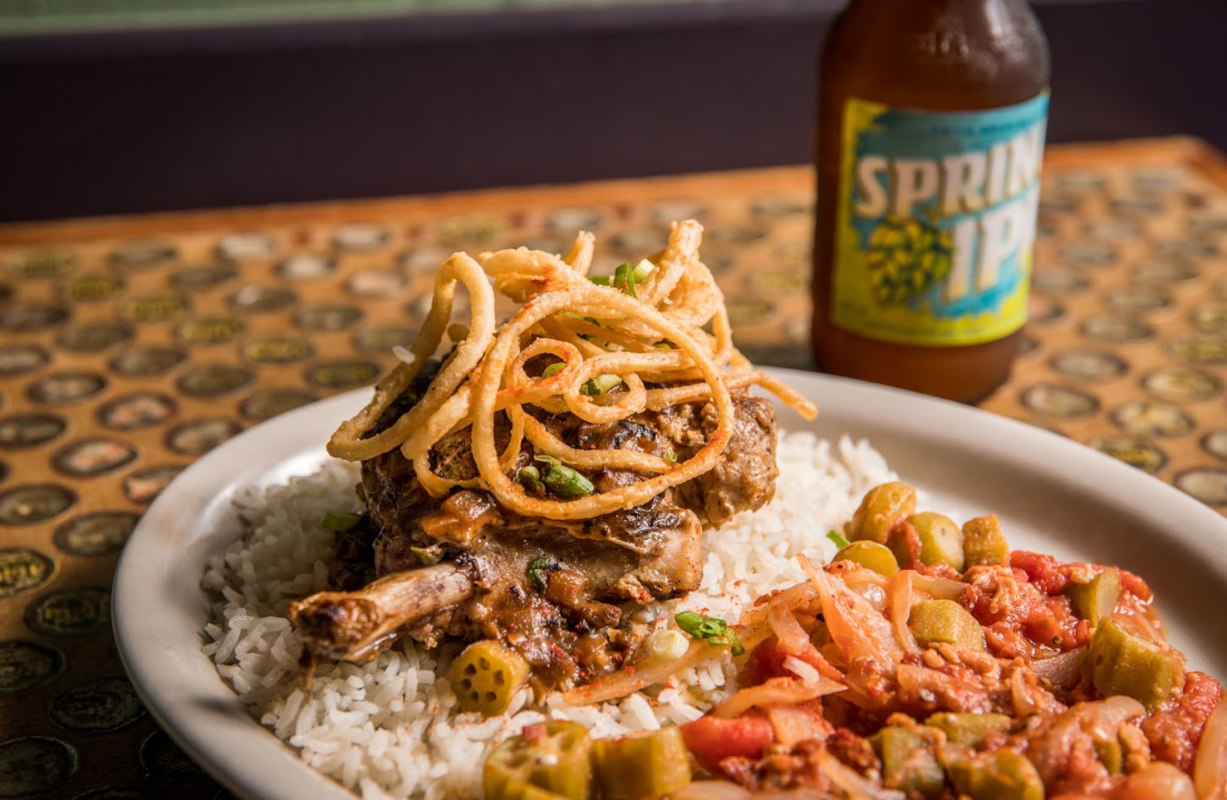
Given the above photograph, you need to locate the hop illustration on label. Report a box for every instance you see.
[831,94,1047,345]
[864,217,954,305]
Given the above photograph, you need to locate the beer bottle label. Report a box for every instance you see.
[832,93,1049,345]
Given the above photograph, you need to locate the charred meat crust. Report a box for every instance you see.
[329,387,778,685]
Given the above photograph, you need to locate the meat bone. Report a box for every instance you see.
[289,562,474,662]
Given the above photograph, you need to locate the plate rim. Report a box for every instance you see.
[113,367,1227,800]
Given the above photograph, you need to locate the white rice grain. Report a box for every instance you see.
[203,433,893,798]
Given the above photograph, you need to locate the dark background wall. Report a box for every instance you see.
[0,0,1223,223]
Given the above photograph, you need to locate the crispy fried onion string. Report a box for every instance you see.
[326,220,817,521]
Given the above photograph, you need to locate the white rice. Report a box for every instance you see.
[201,431,894,799]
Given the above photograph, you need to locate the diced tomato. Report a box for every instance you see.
[741,634,842,689]
[1119,568,1153,602]
[1142,671,1224,770]
[740,636,790,685]
[1012,551,1154,605]
[764,701,833,747]
[917,562,961,580]
[889,521,922,569]
[1020,595,1087,651]
[1011,550,1071,595]
[680,711,775,773]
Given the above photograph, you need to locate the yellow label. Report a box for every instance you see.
[832,94,1049,345]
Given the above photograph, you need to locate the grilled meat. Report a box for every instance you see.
[296,382,778,687]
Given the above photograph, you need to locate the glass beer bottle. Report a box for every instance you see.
[811,0,1050,403]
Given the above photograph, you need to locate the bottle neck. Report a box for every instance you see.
[828,0,1050,106]
[843,0,1034,31]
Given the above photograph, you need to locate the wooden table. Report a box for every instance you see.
[1,136,1225,798]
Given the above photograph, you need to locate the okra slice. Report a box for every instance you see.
[909,599,986,651]
[484,720,592,800]
[847,482,916,544]
[962,514,1009,567]
[449,640,531,716]
[926,712,1012,748]
[592,726,691,799]
[1065,569,1122,627]
[907,512,965,571]
[944,750,1044,800]
[1090,617,1185,711]
[834,540,900,576]
[871,725,944,797]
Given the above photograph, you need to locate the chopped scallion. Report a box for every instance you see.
[827,529,851,550]
[516,465,545,494]
[409,545,444,566]
[648,629,690,661]
[534,455,595,498]
[612,258,654,299]
[541,362,566,379]
[629,258,654,281]
[675,611,744,656]
[527,557,560,592]
[321,511,363,532]
[580,374,623,395]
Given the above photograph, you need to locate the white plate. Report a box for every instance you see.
[114,367,1227,800]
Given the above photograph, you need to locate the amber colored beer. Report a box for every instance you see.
[812,0,1050,404]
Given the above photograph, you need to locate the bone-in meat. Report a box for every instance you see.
[299,387,778,688]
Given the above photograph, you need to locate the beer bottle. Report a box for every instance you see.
[811,0,1050,403]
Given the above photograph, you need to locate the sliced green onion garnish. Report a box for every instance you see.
[613,263,636,298]
[648,629,690,661]
[527,557,560,592]
[612,258,654,299]
[409,545,444,566]
[321,511,363,531]
[580,374,623,395]
[826,529,851,550]
[533,455,595,498]
[674,611,744,656]
[628,258,654,281]
[541,362,566,379]
[516,465,545,494]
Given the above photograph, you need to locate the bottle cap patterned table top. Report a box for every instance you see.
[0,136,1225,798]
